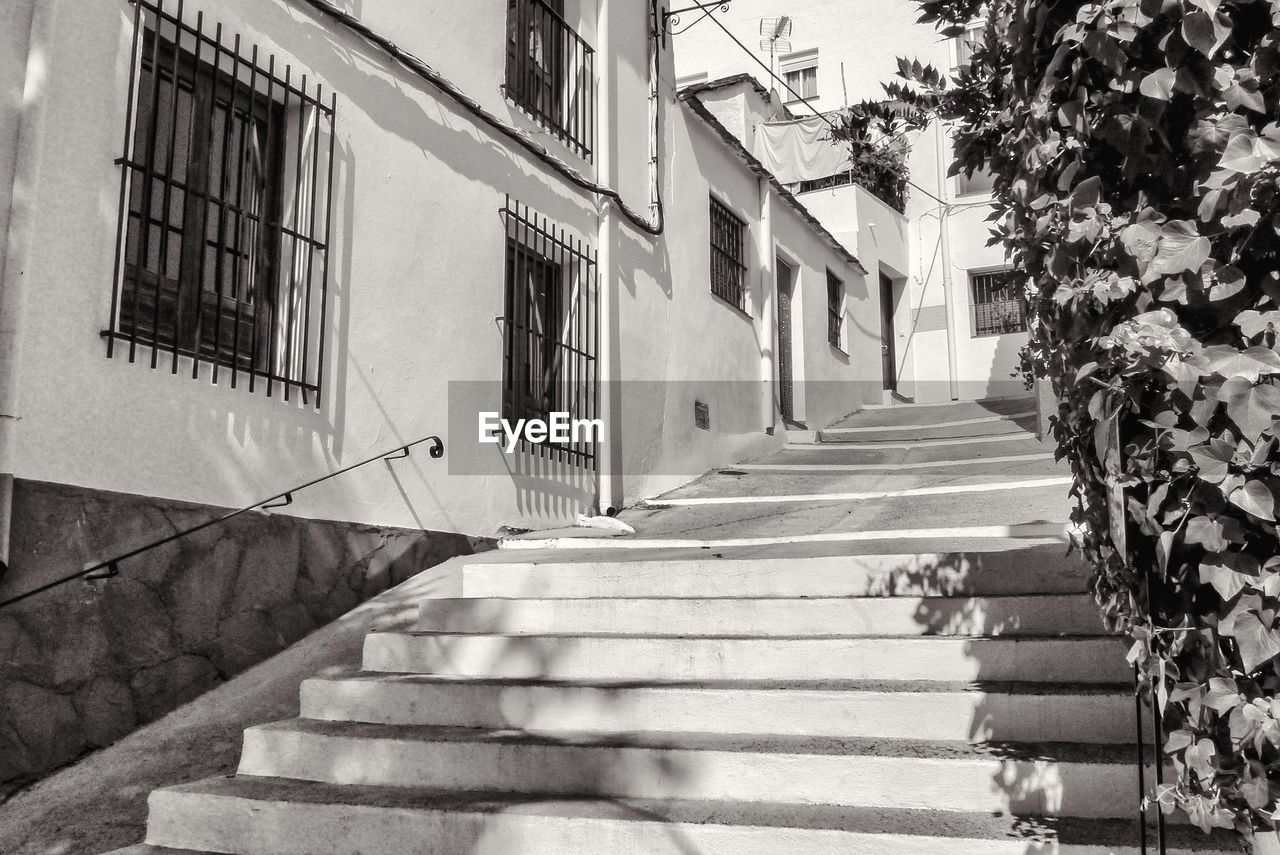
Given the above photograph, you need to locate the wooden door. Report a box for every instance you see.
[880,273,897,392]
[777,258,795,421]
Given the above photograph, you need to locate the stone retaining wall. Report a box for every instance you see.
[0,479,485,797]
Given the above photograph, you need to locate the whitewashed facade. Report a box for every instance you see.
[0,0,879,594]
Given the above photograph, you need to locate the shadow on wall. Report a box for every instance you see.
[0,478,485,801]
[983,329,1030,401]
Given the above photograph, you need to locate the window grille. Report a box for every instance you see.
[505,0,594,161]
[970,269,1028,337]
[783,65,817,100]
[108,0,336,404]
[709,197,747,312]
[501,196,598,466]
[827,270,843,348]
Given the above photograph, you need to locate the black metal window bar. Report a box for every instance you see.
[710,196,747,312]
[500,195,599,466]
[970,268,1028,337]
[827,270,843,348]
[107,0,337,404]
[504,0,594,161]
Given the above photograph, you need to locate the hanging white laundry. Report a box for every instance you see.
[752,116,851,185]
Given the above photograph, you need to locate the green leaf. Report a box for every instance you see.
[1191,439,1234,484]
[1209,265,1246,301]
[1121,220,1163,264]
[1070,175,1102,209]
[1184,737,1217,783]
[1202,346,1280,381]
[1218,130,1265,174]
[1153,221,1211,276]
[1220,381,1280,439]
[1186,516,1231,551]
[1231,609,1280,672]
[1200,556,1253,599]
[1182,9,1229,57]
[1165,728,1195,754]
[1205,675,1241,712]
[1140,68,1176,100]
[1235,310,1280,338]
[1231,479,1277,521]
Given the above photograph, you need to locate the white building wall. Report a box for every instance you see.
[0,0,876,571]
[673,0,1027,403]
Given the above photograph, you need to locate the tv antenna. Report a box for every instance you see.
[759,16,792,76]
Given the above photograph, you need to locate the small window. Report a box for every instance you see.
[505,0,594,160]
[780,47,819,102]
[501,197,598,465]
[783,65,817,101]
[109,5,336,402]
[954,21,985,70]
[827,270,844,349]
[957,167,997,196]
[970,269,1027,337]
[709,196,747,312]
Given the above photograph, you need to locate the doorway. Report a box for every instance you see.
[879,272,897,393]
[777,257,795,422]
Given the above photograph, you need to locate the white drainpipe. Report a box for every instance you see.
[595,0,618,514]
[935,119,959,401]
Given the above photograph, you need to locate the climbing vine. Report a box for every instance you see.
[834,0,1280,844]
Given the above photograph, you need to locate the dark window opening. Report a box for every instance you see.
[501,196,598,465]
[109,2,336,403]
[709,197,747,312]
[121,28,285,372]
[505,0,594,160]
[827,270,844,349]
[970,269,1027,337]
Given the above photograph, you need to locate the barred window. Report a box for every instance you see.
[108,1,336,403]
[970,269,1027,337]
[827,270,844,349]
[501,197,598,465]
[709,196,747,312]
[505,0,594,160]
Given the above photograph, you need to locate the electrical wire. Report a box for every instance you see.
[291,0,663,235]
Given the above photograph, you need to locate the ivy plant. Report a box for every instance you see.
[835,0,1280,843]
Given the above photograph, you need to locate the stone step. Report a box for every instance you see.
[362,632,1131,683]
[614,481,1068,541]
[461,547,1089,599]
[838,397,1037,427]
[774,435,1047,465]
[416,594,1105,637]
[300,674,1135,743]
[654,456,1067,499]
[140,776,1236,855]
[103,848,224,855]
[818,414,1037,443]
[239,720,1138,818]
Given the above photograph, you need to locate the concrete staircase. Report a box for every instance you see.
[106,397,1235,854]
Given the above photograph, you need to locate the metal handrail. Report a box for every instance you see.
[0,434,444,610]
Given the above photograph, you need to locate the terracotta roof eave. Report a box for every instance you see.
[679,94,868,275]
